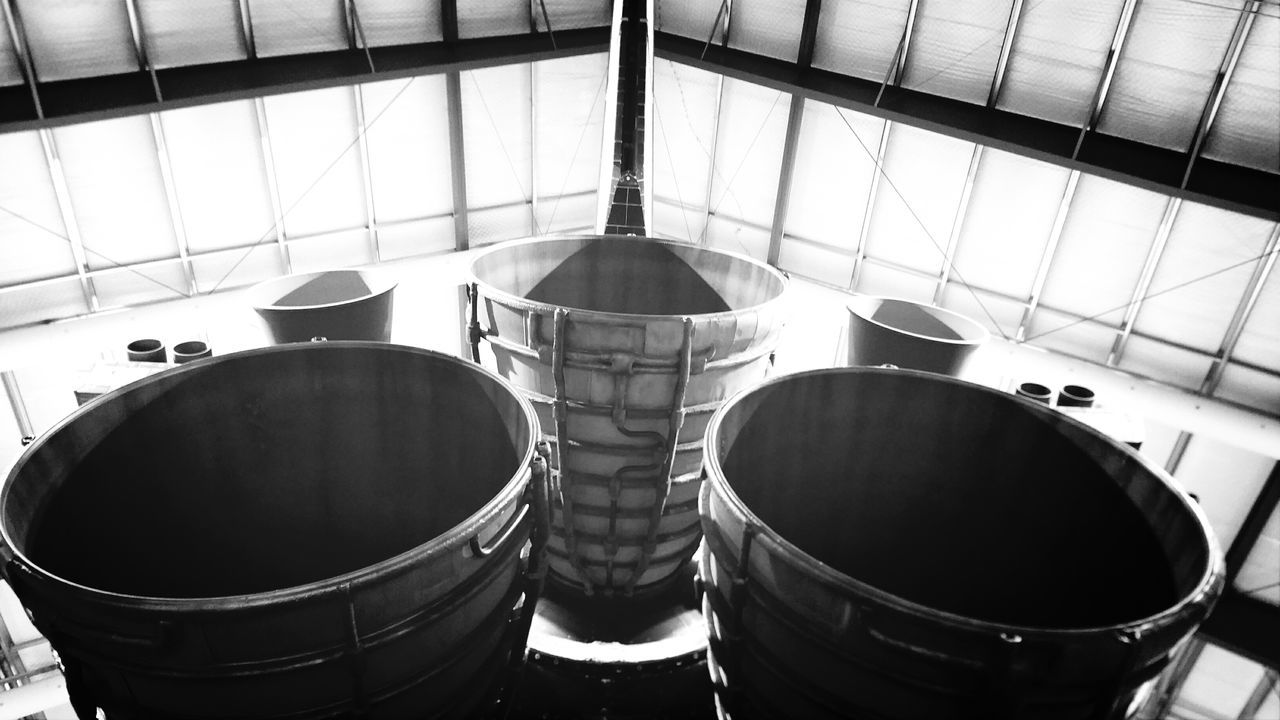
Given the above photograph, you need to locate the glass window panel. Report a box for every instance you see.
[951,149,1069,300]
[0,131,75,285]
[1117,335,1214,389]
[262,87,368,238]
[160,100,275,255]
[939,285,1024,340]
[248,0,347,57]
[16,0,137,81]
[1024,307,1115,364]
[362,76,454,223]
[1204,13,1280,174]
[458,0,528,39]
[778,237,856,288]
[1215,363,1280,417]
[356,0,443,46]
[0,277,88,329]
[535,0,611,31]
[286,228,373,274]
[785,102,883,251]
[1133,203,1274,353]
[191,244,281,293]
[0,15,23,86]
[1235,501,1279,606]
[535,192,596,235]
[54,117,178,271]
[535,53,608,201]
[138,0,246,68]
[997,0,1124,126]
[727,0,805,62]
[864,123,975,276]
[813,0,911,82]
[655,0,724,43]
[1098,0,1240,151]
[901,0,1015,105]
[1037,174,1168,324]
[377,216,455,260]
[651,60,718,231]
[462,64,533,209]
[854,261,937,302]
[1173,435,1274,550]
[652,198,705,244]
[1231,247,1280,372]
[469,202,534,247]
[708,79,790,229]
[92,262,189,310]
[1173,644,1270,718]
[705,215,769,261]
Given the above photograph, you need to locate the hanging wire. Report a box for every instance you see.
[467,70,542,236]
[1021,244,1280,342]
[832,106,1013,341]
[666,61,754,241]
[707,90,784,219]
[543,66,609,234]
[650,90,696,244]
[208,75,418,294]
[0,206,191,299]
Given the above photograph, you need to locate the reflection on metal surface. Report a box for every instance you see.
[701,368,1223,719]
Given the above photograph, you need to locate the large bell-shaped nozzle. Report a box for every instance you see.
[846,295,988,376]
[251,269,396,344]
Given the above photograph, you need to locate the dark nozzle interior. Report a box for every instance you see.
[7,347,529,599]
[714,371,1206,630]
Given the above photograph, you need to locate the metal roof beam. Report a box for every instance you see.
[443,0,469,251]
[1,0,41,121]
[1200,591,1280,670]
[1074,0,1139,157]
[987,0,1024,108]
[1016,170,1079,341]
[37,129,99,312]
[934,144,983,305]
[766,0,821,266]
[1224,460,1280,583]
[1201,222,1280,395]
[0,27,609,135]
[697,0,732,244]
[1238,670,1278,720]
[849,118,892,292]
[892,0,921,87]
[252,97,292,274]
[1108,196,1181,366]
[121,0,162,102]
[1184,1,1262,188]
[654,32,1279,222]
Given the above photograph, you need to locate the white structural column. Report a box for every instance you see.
[848,120,893,292]
[253,97,293,275]
[37,130,100,312]
[1183,0,1264,186]
[1200,222,1280,395]
[149,114,198,296]
[933,144,983,305]
[1016,169,1081,342]
[593,0,625,233]
[1073,0,1140,158]
[1108,197,1181,366]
